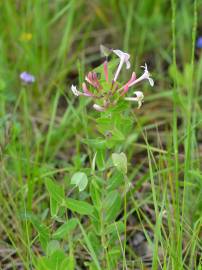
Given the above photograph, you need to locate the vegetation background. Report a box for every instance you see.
[0,0,202,269]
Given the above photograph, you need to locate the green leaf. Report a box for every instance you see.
[78,221,102,270]
[82,138,106,150]
[96,117,113,134]
[90,181,101,208]
[50,196,59,217]
[112,152,127,174]
[64,255,75,270]
[110,128,125,141]
[88,231,101,255]
[106,100,128,113]
[45,178,64,204]
[107,171,124,191]
[20,212,50,251]
[31,217,50,250]
[71,172,88,192]
[106,129,125,148]
[93,58,119,77]
[108,246,121,264]
[104,191,122,223]
[36,250,69,270]
[53,218,78,239]
[90,208,101,234]
[91,152,97,172]
[168,64,184,85]
[117,117,133,136]
[106,221,124,235]
[65,198,94,216]
[95,149,106,170]
[46,240,60,256]
[100,44,111,57]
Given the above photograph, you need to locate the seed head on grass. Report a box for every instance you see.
[71,45,154,111]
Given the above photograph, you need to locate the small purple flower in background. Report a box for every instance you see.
[196,37,202,49]
[20,72,35,84]
[71,45,154,111]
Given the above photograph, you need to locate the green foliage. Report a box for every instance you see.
[106,221,125,236]
[53,218,78,239]
[46,240,60,256]
[96,111,133,149]
[103,190,122,223]
[107,171,124,191]
[1,1,202,269]
[23,214,50,251]
[31,218,50,251]
[45,179,65,203]
[90,180,102,209]
[36,250,74,270]
[70,171,88,192]
[45,179,65,217]
[83,138,107,150]
[64,198,94,217]
[112,152,128,174]
[94,150,106,170]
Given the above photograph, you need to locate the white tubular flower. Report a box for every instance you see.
[124,91,144,109]
[93,104,105,112]
[113,49,131,81]
[71,85,83,96]
[129,63,154,87]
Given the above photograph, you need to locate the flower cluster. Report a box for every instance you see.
[71,46,154,111]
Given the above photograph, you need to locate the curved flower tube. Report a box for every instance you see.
[113,49,131,82]
[124,91,144,109]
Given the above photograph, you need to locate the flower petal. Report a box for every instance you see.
[113,49,130,61]
[129,63,154,87]
[124,97,138,101]
[126,60,131,69]
[121,72,136,95]
[93,104,105,112]
[85,72,101,89]
[148,77,154,87]
[112,49,131,81]
[82,83,94,96]
[124,91,144,109]
[103,60,109,82]
[134,91,144,100]
[71,85,83,96]
[20,71,35,83]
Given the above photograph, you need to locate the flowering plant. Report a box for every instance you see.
[34,46,154,269]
